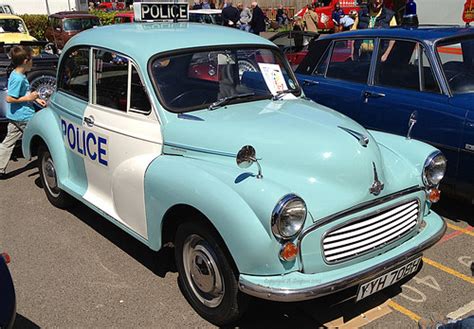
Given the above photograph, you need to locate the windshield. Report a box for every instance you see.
[151,47,300,113]
[0,19,27,33]
[437,37,474,94]
[63,18,100,31]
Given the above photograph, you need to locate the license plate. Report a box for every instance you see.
[356,257,421,301]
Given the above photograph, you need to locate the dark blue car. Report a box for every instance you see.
[296,27,474,200]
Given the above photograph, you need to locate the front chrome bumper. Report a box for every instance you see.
[238,213,446,302]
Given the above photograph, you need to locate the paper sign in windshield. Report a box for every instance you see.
[258,63,288,96]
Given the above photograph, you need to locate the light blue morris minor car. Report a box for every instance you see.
[22,4,447,325]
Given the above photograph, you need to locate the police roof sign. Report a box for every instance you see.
[133,2,189,22]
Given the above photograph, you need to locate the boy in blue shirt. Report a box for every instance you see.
[0,46,46,179]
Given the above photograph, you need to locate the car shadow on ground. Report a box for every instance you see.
[432,195,474,226]
[13,313,40,329]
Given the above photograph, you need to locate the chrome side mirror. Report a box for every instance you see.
[236,145,263,179]
[406,111,417,140]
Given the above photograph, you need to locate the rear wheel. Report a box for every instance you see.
[175,221,248,326]
[38,144,73,209]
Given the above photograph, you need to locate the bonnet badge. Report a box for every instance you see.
[369,162,384,196]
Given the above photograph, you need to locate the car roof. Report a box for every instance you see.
[67,23,275,64]
[0,14,22,20]
[50,11,99,18]
[319,27,474,43]
[189,9,222,14]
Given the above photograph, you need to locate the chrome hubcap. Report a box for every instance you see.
[30,75,56,102]
[183,234,224,308]
[42,153,59,197]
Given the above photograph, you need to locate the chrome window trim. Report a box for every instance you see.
[297,185,424,270]
[320,198,421,265]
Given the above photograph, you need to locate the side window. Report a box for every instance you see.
[375,39,419,91]
[58,47,90,100]
[325,39,373,84]
[130,66,151,113]
[313,44,331,76]
[93,49,129,111]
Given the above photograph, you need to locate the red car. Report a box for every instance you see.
[98,0,126,11]
[269,31,319,70]
[45,12,100,50]
[114,12,134,23]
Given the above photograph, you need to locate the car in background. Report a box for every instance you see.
[0,41,58,127]
[0,252,15,329]
[114,11,134,24]
[296,27,474,201]
[45,12,100,50]
[269,30,318,70]
[0,14,36,44]
[98,0,126,11]
[22,5,447,324]
[189,9,222,25]
[0,4,14,14]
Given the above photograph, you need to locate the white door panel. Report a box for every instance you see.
[83,104,162,239]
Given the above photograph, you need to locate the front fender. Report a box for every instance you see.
[144,155,298,276]
[369,130,440,187]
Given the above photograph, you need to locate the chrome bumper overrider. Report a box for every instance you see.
[238,219,446,302]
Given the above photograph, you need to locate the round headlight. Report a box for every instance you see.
[423,151,447,187]
[271,194,307,239]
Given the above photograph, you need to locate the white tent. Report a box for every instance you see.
[2,0,88,15]
[414,0,465,26]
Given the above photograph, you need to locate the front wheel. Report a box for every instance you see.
[38,145,73,209]
[175,221,248,326]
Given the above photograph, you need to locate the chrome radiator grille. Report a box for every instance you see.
[323,200,419,263]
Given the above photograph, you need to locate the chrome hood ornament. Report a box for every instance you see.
[338,126,369,147]
[369,162,384,196]
[406,111,417,140]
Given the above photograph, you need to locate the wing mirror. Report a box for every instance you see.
[406,111,417,140]
[236,145,263,179]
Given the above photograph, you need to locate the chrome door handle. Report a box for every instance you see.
[84,116,95,127]
[302,79,319,86]
[364,91,386,98]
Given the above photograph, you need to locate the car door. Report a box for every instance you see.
[359,39,466,188]
[82,48,162,239]
[297,38,375,122]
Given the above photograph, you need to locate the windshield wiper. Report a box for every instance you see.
[272,89,298,101]
[208,93,256,111]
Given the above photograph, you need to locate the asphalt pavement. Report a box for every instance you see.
[1,156,473,328]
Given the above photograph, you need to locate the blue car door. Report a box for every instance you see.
[458,108,474,198]
[297,38,376,121]
[359,39,466,189]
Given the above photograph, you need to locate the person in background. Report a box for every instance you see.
[250,1,266,35]
[293,16,304,31]
[238,3,252,32]
[0,46,46,179]
[209,0,216,9]
[339,10,357,31]
[332,2,344,32]
[354,0,397,61]
[303,4,319,33]
[276,4,288,26]
[202,0,211,9]
[222,0,240,27]
[192,0,202,10]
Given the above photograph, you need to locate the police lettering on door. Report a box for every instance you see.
[61,118,108,166]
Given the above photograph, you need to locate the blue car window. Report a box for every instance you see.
[374,40,420,91]
[325,40,373,84]
[438,38,474,95]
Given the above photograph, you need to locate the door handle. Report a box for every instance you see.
[364,91,386,98]
[302,79,319,86]
[83,116,95,127]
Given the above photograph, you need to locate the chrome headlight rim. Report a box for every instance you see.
[422,151,447,188]
[271,194,307,240]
